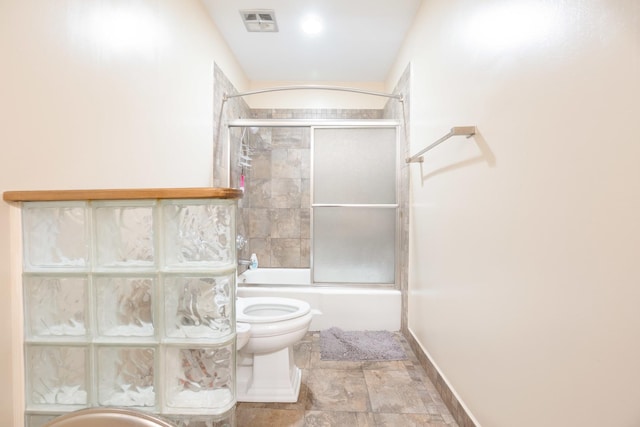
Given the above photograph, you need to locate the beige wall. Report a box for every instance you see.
[0,1,247,424]
[388,0,640,426]
[3,0,639,425]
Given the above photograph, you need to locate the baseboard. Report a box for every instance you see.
[403,329,480,427]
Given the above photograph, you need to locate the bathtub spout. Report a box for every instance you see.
[238,253,258,269]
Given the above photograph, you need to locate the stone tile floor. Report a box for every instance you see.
[235,331,459,427]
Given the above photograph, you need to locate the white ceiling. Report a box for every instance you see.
[201,0,422,82]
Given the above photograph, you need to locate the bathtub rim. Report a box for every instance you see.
[237,268,399,290]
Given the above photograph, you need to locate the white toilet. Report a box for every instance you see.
[235,297,312,403]
[236,321,251,351]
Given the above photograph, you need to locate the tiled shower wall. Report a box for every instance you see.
[212,63,409,272]
[236,109,385,268]
[213,64,251,188]
[235,126,310,268]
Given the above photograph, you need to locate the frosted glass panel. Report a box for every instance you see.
[94,202,155,268]
[23,203,88,269]
[313,127,396,204]
[313,207,395,283]
[162,200,235,269]
[164,274,233,339]
[97,346,156,407]
[95,276,154,337]
[26,345,88,407]
[164,344,235,414]
[24,276,87,338]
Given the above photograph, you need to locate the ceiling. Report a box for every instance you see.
[201,0,422,82]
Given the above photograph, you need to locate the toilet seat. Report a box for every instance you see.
[237,297,310,323]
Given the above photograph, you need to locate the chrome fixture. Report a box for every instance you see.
[236,234,247,251]
[223,85,403,102]
[406,126,477,163]
[238,253,258,270]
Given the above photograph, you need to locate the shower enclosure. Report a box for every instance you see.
[228,120,400,286]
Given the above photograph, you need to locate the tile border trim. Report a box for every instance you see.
[403,330,479,427]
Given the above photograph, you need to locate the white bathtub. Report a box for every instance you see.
[237,268,401,331]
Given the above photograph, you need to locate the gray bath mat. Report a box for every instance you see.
[320,327,407,361]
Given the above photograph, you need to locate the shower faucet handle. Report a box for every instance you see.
[236,234,247,251]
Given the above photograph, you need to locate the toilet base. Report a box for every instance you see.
[236,346,302,403]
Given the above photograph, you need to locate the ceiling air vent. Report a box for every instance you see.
[240,9,278,32]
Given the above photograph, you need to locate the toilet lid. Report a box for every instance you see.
[237,297,311,323]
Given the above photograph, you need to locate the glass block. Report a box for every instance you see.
[94,202,155,268]
[95,276,154,337]
[164,344,235,414]
[24,276,87,338]
[25,414,58,427]
[26,345,88,407]
[97,346,156,407]
[168,409,236,427]
[162,201,235,269]
[22,203,88,269]
[163,274,233,339]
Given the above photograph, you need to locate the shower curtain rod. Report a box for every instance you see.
[223,85,404,102]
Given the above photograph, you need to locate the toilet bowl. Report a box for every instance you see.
[236,322,251,351]
[235,297,312,403]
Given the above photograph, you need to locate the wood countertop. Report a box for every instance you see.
[3,187,243,202]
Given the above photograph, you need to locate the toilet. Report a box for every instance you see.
[236,321,251,351]
[235,297,313,403]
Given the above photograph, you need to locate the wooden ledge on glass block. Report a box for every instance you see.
[2,187,243,202]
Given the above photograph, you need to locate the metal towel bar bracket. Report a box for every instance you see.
[406,126,477,163]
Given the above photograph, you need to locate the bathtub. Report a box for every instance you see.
[237,268,401,331]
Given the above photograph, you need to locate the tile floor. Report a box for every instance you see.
[235,331,459,427]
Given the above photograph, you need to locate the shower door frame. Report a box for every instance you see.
[226,119,401,289]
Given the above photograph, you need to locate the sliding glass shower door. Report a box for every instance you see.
[312,127,397,284]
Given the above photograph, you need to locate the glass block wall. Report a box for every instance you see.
[21,199,237,426]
